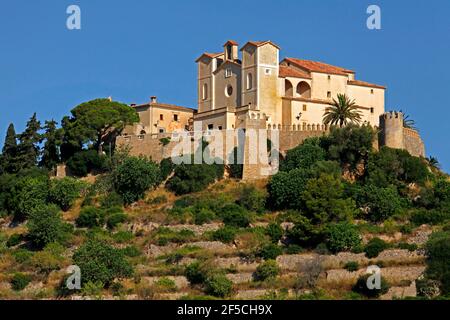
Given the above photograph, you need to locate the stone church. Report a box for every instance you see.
[194,40,386,131]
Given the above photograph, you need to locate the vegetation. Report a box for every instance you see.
[254,260,280,281]
[352,274,389,298]
[323,94,362,127]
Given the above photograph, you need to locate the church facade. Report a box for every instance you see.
[194,40,386,131]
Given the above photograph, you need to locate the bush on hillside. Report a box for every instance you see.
[49,177,87,211]
[364,237,390,258]
[106,213,127,229]
[326,222,361,253]
[356,185,405,221]
[67,150,107,177]
[204,274,233,298]
[220,204,251,228]
[14,175,50,219]
[266,223,283,243]
[254,260,280,281]
[212,226,237,244]
[257,243,283,260]
[236,184,266,213]
[72,239,133,287]
[280,141,325,172]
[112,156,160,205]
[352,273,389,298]
[159,158,175,182]
[267,168,311,210]
[424,231,450,295]
[27,204,65,248]
[76,206,105,228]
[166,162,222,195]
[10,273,32,291]
[99,192,124,209]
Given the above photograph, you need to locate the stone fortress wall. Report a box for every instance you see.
[116,112,425,180]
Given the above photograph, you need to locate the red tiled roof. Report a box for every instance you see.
[133,102,196,113]
[240,40,281,51]
[348,80,386,89]
[279,65,312,79]
[195,52,224,62]
[224,40,238,46]
[284,57,354,76]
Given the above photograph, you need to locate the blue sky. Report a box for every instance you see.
[0,0,449,172]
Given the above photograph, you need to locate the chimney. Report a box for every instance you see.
[150,96,157,104]
[108,96,113,102]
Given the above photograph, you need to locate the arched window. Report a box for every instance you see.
[296,81,311,98]
[246,73,253,90]
[285,79,293,97]
[202,83,208,100]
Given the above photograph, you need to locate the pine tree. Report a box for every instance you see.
[16,113,42,170]
[40,119,61,170]
[1,123,19,173]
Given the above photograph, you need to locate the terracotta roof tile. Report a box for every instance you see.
[195,52,224,62]
[279,65,312,79]
[224,40,238,46]
[348,80,386,89]
[284,57,354,76]
[133,102,196,113]
[240,40,281,51]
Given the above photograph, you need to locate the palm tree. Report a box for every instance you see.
[323,94,362,127]
[398,110,417,130]
[427,156,441,170]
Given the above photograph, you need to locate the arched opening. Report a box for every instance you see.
[246,73,253,90]
[285,79,293,97]
[202,83,208,100]
[296,81,311,98]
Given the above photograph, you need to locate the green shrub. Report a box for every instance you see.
[49,177,87,211]
[267,169,311,210]
[212,226,237,244]
[193,208,216,225]
[204,274,233,297]
[12,249,33,263]
[113,157,160,205]
[411,209,449,226]
[107,213,127,229]
[326,222,361,253]
[185,261,208,285]
[67,150,107,177]
[287,214,323,248]
[257,243,283,260]
[31,249,63,275]
[27,204,65,248]
[352,273,389,298]
[285,244,304,254]
[146,195,168,206]
[236,184,266,213]
[153,227,196,245]
[100,192,124,209]
[14,176,50,219]
[344,261,359,272]
[220,204,251,228]
[280,141,325,172]
[356,185,405,221]
[6,234,22,247]
[10,273,32,291]
[72,239,133,287]
[166,162,220,195]
[112,231,134,243]
[154,277,176,292]
[364,238,390,258]
[254,260,280,281]
[76,207,105,228]
[159,158,175,182]
[266,223,283,243]
[424,231,450,295]
[120,245,141,257]
[397,242,418,252]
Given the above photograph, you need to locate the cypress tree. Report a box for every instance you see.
[1,123,19,173]
[40,119,61,170]
[16,113,42,170]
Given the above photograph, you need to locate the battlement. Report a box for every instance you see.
[382,111,404,120]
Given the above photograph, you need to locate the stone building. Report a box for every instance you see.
[123,96,196,136]
[194,40,385,131]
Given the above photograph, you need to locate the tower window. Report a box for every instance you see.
[303,104,307,111]
[173,114,178,121]
[208,124,214,130]
[225,68,232,78]
[265,68,272,75]
[225,85,233,97]
[202,83,208,100]
[327,91,331,98]
[370,107,374,113]
[246,73,253,90]
[371,89,374,94]
[328,75,331,80]
[160,114,164,121]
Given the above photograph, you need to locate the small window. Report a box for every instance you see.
[173,114,178,121]
[370,107,374,114]
[218,126,223,130]
[207,124,214,130]
[159,128,165,133]
[225,85,233,97]
[327,91,331,98]
[225,68,232,78]
[328,75,331,80]
[246,73,253,90]
[265,68,271,75]
[202,83,208,100]
[160,114,164,121]
[303,104,307,112]
[370,89,374,94]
